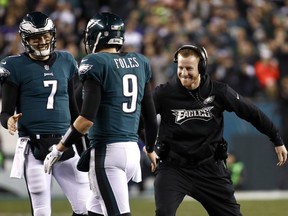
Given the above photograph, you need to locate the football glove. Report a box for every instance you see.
[44,145,63,174]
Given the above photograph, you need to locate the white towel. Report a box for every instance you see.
[10,137,29,179]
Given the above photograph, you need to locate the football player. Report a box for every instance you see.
[44,12,158,216]
[0,11,90,216]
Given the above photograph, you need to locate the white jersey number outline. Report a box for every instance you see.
[122,74,138,113]
[43,80,57,109]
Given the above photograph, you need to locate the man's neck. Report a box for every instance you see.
[29,53,49,61]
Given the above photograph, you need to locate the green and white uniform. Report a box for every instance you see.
[79,51,152,215]
[0,51,90,216]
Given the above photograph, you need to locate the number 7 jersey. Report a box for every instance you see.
[0,51,77,136]
[79,52,152,147]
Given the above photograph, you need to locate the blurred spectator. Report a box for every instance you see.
[35,0,57,15]
[142,43,170,87]
[50,1,77,44]
[0,0,8,21]
[0,14,18,45]
[227,153,246,190]
[124,18,143,52]
[210,49,238,87]
[254,44,279,99]
[235,60,260,98]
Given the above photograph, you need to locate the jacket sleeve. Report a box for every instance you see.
[222,84,283,146]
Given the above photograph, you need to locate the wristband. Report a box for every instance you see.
[145,145,154,153]
[61,125,84,148]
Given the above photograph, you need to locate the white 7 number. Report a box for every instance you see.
[43,80,57,109]
[122,74,138,113]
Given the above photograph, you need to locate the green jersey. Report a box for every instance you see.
[0,51,77,136]
[79,52,152,147]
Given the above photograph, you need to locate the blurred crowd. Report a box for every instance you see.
[0,0,287,140]
[0,0,288,99]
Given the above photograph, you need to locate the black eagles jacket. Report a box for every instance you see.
[153,75,284,161]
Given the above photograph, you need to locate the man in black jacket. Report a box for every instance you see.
[148,45,287,216]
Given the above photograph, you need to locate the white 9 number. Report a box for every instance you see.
[122,74,138,113]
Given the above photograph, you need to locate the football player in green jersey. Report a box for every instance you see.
[0,12,90,216]
[44,12,159,216]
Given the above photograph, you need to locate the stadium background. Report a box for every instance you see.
[0,0,288,198]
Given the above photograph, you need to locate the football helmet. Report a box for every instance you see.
[19,11,56,57]
[83,12,125,54]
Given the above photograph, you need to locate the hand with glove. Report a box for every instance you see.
[44,145,63,174]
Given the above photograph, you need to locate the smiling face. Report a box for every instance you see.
[177,51,201,90]
[27,32,53,60]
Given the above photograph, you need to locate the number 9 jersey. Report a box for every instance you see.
[78,52,152,147]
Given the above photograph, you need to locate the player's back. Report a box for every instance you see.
[79,52,152,147]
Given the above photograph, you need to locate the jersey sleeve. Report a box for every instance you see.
[0,56,18,85]
[78,54,103,85]
[0,66,10,83]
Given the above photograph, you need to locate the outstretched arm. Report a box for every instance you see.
[7,113,22,135]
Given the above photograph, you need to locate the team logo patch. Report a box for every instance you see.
[87,19,102,30]
[172,106,214,124]
[44,72,54,76]
[79,64,93,74]
[203,96,215,105]
[0,67,10,77]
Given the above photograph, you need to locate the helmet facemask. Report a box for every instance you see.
[19,12,56,58]
[26,31,55,58]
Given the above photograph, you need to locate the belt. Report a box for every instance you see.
[29,134,63,139]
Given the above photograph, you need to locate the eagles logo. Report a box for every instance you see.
[87,19,102,30]
[172,106,214,124]
[79,64,93,75]
[203,96,215,105]
[0,67,10,78]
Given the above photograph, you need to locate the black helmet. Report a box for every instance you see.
[19,11,56,56]
[83,12,125,54]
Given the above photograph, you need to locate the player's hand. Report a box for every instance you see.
[44,145,63,174]
[275,145,288,166]
[7,113,22,135]
[143,146,158,172]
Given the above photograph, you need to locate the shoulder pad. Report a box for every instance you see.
[0,67,10,83]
